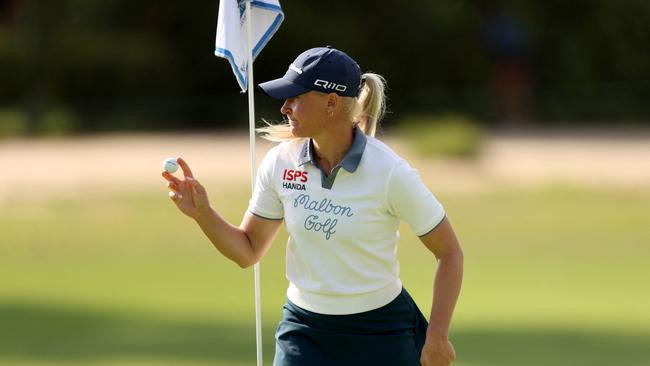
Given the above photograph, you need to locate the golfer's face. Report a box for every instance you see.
[281,91,329,138]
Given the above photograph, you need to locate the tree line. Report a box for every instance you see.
[0,0,648,133]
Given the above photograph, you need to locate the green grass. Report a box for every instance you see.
[394,114,485,158]
[1,184,649,365]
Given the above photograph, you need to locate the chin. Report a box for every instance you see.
[290,126,307,138]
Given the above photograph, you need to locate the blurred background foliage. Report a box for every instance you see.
[0,0,649,136]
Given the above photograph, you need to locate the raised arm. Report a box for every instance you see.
[195,209,282,268]
[163,157,282,268]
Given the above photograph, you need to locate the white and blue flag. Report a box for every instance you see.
[215,0,284,91]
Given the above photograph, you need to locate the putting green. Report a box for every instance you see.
[1,185,648,365]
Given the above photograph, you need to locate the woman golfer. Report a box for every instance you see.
[162,46,463,366]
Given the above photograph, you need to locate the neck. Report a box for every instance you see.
[312,125,354,174]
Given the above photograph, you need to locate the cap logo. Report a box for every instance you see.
[314,79,347,92]
[289,63,303,74]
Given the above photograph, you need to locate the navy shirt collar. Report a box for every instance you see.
[297,125,367,173]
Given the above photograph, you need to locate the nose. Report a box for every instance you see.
[280,99,292,116]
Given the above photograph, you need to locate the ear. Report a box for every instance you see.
[326,93,339,115]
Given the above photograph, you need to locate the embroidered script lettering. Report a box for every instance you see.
[293,194,354,218]
[304,215,337,240]
[293,194,353,240]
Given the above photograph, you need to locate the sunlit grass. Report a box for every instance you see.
[1,184,649,365]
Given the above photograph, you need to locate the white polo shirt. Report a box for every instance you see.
[248,127,445,314]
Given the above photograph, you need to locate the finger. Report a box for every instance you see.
[176,157,194,179]
[187,180,200,198]
[162,171,181,184]
[167,180,182,192]
[448,342,456,361]
[168,190,183,201]
[167,182,180,194]
[187,177,204,194]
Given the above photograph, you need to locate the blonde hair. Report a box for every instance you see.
[257,72,387,142]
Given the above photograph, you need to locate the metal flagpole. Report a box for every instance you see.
[244,1,264,365]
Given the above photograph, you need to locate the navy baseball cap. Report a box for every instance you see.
[258,46,362,100]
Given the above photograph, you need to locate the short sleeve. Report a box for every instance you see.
[387,159,445,236]
[247,146,284,220]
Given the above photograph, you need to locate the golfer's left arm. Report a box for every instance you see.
[419,216,464,366]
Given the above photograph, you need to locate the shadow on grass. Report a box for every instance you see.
[454,327,650,366]
[1,302,649,366]
[0,301,272,364]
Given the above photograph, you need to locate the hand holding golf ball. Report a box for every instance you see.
[161,157,211,219]
[162,157,179,173]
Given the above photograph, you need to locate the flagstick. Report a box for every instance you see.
[244,1,264,365]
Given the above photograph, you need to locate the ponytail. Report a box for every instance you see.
[354,73,387,137]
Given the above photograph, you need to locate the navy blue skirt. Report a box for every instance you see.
[273,287,429,366]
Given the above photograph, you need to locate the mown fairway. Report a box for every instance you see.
[1,184,649,366]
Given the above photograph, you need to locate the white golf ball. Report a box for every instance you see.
[162,157,179,173]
